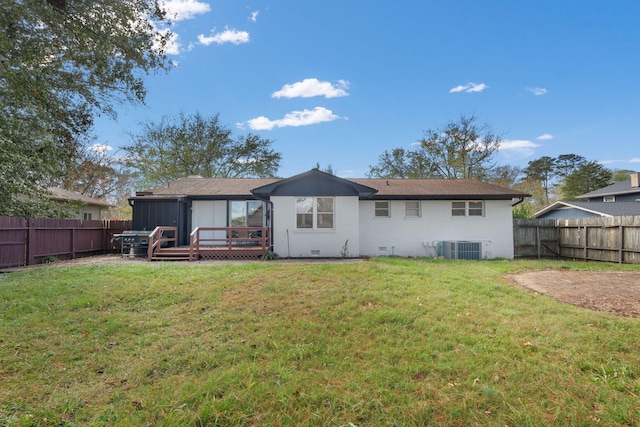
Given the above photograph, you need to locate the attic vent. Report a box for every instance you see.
[437,241,482,260]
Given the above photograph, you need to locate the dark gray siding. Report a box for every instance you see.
[587,193,640,203]
[132,198,190,245]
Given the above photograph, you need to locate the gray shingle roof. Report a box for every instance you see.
[140,177,280,197]
[137,174,529,200]
[577,179,640,198]
[48,187,113,207]
[350,178,529,199]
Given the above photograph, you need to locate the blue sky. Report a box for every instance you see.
[94,0,640,179]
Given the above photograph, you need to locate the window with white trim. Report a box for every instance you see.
[468,201,484,216]
[374,201,390,217]
[296,197,334,229]
[451,201,466,216]
[405,201,420,217]
[603,196,615,202]
[451,201,484,217]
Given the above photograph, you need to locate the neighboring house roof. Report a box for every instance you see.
[535,201,640,218]
[48,187,112,207]
[135,170,529,201]
[577,178,640,199]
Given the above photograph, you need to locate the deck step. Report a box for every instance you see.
[149,246,268,261]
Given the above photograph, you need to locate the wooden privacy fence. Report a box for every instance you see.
[514,216,640,264]
[0,216,132,268]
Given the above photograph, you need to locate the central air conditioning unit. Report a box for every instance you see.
[437,241,482,260]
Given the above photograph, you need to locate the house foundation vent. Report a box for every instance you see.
[437,241,482,260]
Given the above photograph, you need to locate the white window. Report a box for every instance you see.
[603,196,615,202]
[468,201,484,216]
[405,201,420,217]
[374,201,390,217]
[82,212,92,220]
[296,197,334,229]
[451,201,466,216]
[451,201,484,217]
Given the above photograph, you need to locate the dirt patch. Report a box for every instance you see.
[507,270,640,318]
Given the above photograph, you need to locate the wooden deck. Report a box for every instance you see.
[148,226,270,261]
[152,245,268,261]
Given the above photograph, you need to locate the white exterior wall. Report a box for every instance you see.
[191,200,228,243]
[358,199,515,259]
[271,196,360,258]
[79,205,103,220]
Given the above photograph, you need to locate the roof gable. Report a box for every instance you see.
[536,201,640,218]
[252,169,377,198]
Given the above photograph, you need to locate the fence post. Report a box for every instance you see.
[27,218,35,266]
[619,223,624,264]
[583,225,588,260]
[72,225,76,259]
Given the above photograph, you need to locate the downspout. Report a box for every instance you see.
[512,197,525,207]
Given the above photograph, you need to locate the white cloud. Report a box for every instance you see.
[536,133,553,140]
[89,143,113,155]
[499,139,541,156]
[526,87,548,96]
[630,157,640,163]
[250,11,259,22]
[241,107,340,130]
[198,28,250,45]
[272,79,350,99]
[449,82,488,93]
[162,0,211,21]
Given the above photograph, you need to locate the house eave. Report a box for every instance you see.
[535,201,613,218]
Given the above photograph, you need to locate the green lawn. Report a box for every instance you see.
[0,258,639,426]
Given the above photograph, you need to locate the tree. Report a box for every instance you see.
[368,114,502,179]
[485,165,522,188]
[515,178,548,212]
[55,143,131,202]
[523,156,556,205]
[612,169,637,182]
[512,203,535,219]
[367,148,437,178]
[559,161,613,200]
[0,0,172,217]
[554,154,586,178]
[124,113,282,186]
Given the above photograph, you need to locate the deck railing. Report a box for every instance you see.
[189,227,269,261]
[147,226,178,260]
